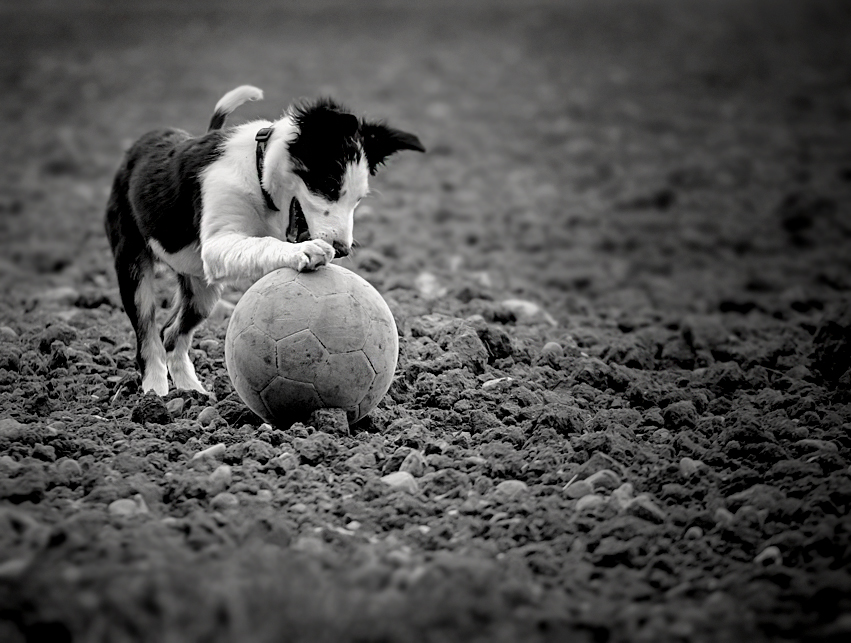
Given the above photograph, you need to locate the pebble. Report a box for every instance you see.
[794,439,838,453]
[381,471,419,494]
[0,418,25,440]
[627,495,666,523]
[399,450,426,477]
[166,398,185,416]
[575,494,606,513]
[256,489,273,503]
[208,464,232,495]
[0,326,17,340]
[714,507,736,528]
[679,456,704,478]
[108,494,148,518]
[493,480,529,502]
[500,299,557,326]
[684,526,704,539]
[585,469,622,492]
[210,492,239,510]
[290,503,308,513]
[197,407,219,427]
[191,443,226,462]
[754,545,782,566]
[198,339,220,353]
[564,480,593,499]
[482,377,513,390]
[609,482,635,511]
[415,272,447,300]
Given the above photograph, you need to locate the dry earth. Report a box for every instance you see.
[1,1,850,641]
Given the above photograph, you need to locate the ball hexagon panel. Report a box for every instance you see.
[310,293,370,353]
[261,376,323,418]
[276,329,329,383]
[227,289,262,337]
[230,368,273,423]
[253,281,319,341]
[252,267,299,296]
[226,325,277,393]
[293,264,357,297]
[314,350,376,409]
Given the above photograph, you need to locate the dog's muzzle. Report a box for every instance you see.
[287,197,350,259]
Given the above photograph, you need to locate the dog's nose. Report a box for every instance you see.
[332,241,350,258]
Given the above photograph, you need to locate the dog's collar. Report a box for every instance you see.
[255,127,279,212]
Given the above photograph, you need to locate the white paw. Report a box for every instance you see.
[142,367,169,396]
[168,353,209,395]
[294,239,334,272]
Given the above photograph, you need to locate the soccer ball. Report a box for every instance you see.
[224,264,398,425]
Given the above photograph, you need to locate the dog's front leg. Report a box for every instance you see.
[201,233,335,285]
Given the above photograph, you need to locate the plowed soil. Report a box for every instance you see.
[1,1,850,641]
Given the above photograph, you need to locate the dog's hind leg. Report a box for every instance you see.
[161,274,221,394]
[105,188,169,395]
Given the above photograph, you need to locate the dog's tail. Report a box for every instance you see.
[208,85,264,132]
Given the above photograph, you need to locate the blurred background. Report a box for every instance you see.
[1,0,849,327]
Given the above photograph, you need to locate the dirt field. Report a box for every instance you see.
[1,0,850,641]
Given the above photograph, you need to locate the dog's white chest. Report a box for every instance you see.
[150,239,205,277]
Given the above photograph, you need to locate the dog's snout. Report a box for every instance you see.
[332,240,350,258]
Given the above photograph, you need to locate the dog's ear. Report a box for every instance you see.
[360,122,425,175]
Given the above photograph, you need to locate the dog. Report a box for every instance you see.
[105,85,424,396]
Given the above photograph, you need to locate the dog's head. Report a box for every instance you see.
[262,98,425,258]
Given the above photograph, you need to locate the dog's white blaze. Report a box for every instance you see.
[150,239,205,277]
[297,158,368,251]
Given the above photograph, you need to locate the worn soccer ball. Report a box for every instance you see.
[224,264,398,425]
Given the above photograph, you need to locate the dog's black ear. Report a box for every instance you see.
[360,122,425,175]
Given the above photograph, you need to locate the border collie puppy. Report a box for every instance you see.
[105,85,424,396]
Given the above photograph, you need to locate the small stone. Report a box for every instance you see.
[166,398,185,416]
[500,299,557,326]
[684,526,704,539]
[609,482,635,511]
[627,495,666,523]
[290,502,308,513]
[310,408,350,435]
[208,464,232,495]
[575,494,606,513]
[269,452,299,472]
[198,339,220,354]
[754,545,782,566]
[415,272,447,300]
[714,507,735,528]
[191,443,226,462]
[399,450,426,477]
[585,469,621,492]
[0,418,25,440]
[256,489,273,503]
[794,438,838,453]
[564,480,593,499]
[346,521,361,531]
[538,341,564,366]
[197,406,219,427]
[210,492,239,510]
[381,471,419,494]
[482,377,513,390]
[493,480,529,502]
[0,326,18,340]
[108,494,148,517]
[54,458,82,485]
[679,456,703,478]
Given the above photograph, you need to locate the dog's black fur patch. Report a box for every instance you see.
[124,128,227,253]
[288,99,363,201]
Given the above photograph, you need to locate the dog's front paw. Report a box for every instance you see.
[294,239,334,272]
